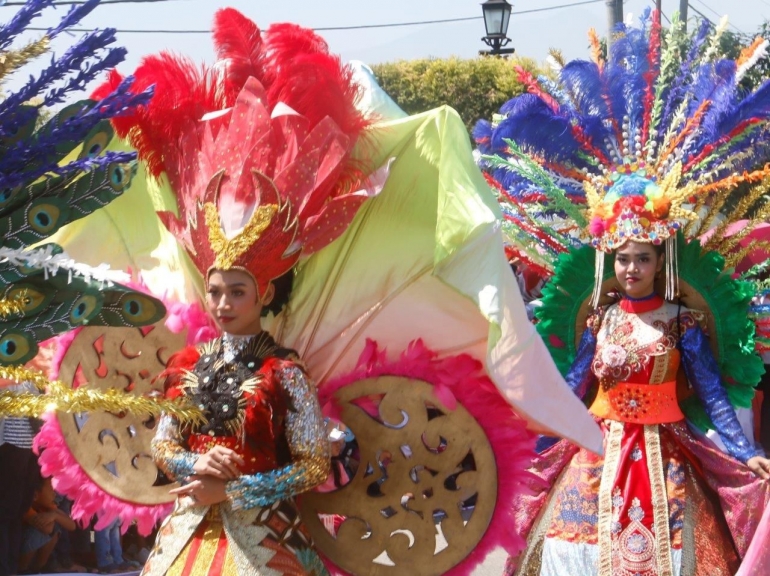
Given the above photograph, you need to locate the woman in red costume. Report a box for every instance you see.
[509,238,770,575]
[472,12,770,574]
[144,265,330,576]
[96,8,378,575]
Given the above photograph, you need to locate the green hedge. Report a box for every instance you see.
[371,56,545,133]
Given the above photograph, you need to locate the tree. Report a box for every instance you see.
[719,27,770,92]
[370,56,546,133]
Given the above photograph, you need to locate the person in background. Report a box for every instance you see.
[94,519,126,574]
[18,477,75,574]
[0,381,42,576]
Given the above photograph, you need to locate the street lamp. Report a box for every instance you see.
[480,0,515,56]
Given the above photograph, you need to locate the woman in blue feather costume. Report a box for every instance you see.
[476,10,770,576]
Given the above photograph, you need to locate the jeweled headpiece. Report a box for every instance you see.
[584,162,692,252]
[96,9,374,295]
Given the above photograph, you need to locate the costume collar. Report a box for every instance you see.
[619,292,664,313]
[221,331,275,364]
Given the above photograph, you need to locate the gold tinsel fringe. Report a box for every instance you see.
[725,180,770,222]
[704,183,770,253]
[656,101,711,171]
[696,192,729,238]
[0,36,50,82]
[548,48,566,69]
[0,295,26,319]
[721,203,770,256]
[0,365,49,390]
[685,193,711,237]
[0,366,204,423]
[724,239,770,269]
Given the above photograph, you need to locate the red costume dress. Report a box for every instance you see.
[142,332,330,576]
[508,295,770,576]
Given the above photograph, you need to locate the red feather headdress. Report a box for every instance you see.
[94,8,373,294]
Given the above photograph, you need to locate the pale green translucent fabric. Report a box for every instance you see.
[45,106,602,452]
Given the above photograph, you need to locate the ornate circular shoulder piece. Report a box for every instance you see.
[56,323,186,506]
[300,376,497,575]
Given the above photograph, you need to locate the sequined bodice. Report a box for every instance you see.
[180,332,294,474]
[587,299,704,424]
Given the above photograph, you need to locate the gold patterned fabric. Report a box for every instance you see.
[509,423,742,576]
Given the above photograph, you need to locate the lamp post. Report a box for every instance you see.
[480,0,515,56]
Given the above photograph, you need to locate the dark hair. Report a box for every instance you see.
[262,270,294,317]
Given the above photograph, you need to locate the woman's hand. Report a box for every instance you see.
[169,475,229,506]
[192,445,245,480]
[747,455,770,480]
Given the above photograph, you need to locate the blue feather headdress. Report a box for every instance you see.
[478,11,770,435]
[477,10,770,293]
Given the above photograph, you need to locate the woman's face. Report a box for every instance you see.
[206,270,272,335]
[614,241,663,299]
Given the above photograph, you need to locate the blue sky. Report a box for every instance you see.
[3,0,770,90]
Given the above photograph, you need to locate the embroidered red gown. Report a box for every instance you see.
[507,295,770,576]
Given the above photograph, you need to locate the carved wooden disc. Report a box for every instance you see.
[56,323,186,505]
[301,376,498,576]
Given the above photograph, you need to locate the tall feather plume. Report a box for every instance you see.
[515,66,559,111]
[647,12,685,153]
[93,55,224,179]
[641,10,662,145]
[681,80,770,179]
[103,11,370,195]
[547,49,566,71]
[587,28,604,69]
[94,8,376,285]
[659,18,711,134]
[260,24,368,149]
[736,37,770,82]
[212,8,264,103]
[607,19,651,148]
[474,12,770,277]
[682,60,736,159]
[559,60,616,162]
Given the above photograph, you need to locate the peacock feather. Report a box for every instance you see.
[0,0,165,369]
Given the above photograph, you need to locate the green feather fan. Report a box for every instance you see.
[535,245,613,377]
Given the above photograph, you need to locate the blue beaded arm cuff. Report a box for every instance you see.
[566,328,598,401]
[151,413,199,481]
[680,326,762,464]
[225,365,330,511]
